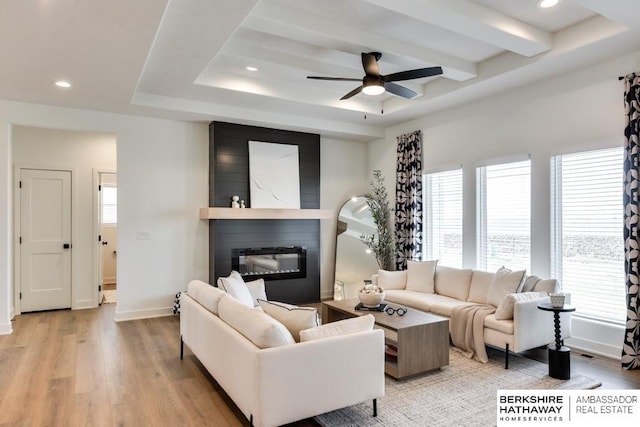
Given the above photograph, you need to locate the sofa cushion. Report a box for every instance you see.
[467,270,495,304]
[384,290,434,312]
[258,299,318,342]
[245,278,267,306]
[186,280,226,315]
[532,278,559,294]
[495,291,548,320]
[427,295,477,318]
[520,275,541,293]
[217,271,254,308]
[377,270,407,290]
[405,260,438,293]
[487,267,526,307]
[299,314,375,342]
[434,265,473,301]
[218,295,295,348]
[483,314,514,335]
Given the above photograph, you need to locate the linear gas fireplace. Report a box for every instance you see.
[232,246,307,281]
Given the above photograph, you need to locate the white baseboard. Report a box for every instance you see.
[73,299,98,310]
[0,321,13,335]
[114,306,174,322]
[320,290,333,300]
[565,337,621,360]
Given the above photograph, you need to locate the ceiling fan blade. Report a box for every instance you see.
[340,86,364,100]
[384,82,417,99]
[361,52,380,76]
[383,66,443,82]
[307,76,362,82]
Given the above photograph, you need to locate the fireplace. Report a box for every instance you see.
[232,246,307,281]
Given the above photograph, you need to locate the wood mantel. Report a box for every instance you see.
[199,207,333,220]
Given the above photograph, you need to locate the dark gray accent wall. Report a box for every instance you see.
[209,122,321,304]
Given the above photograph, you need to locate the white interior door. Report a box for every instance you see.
[20,168,72,312]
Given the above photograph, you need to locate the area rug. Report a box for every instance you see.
[101,290,116,304]
[314,348,600,427]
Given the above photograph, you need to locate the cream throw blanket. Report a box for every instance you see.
[450,304,496,363]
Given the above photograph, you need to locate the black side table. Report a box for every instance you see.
[537,302,575,380]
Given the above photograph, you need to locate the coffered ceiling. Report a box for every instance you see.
[2,0,640,140]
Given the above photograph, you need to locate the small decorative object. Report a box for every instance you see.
[231,195,240,208]
[550,292,565,308]
[358,283,385,308]
[360,170,395,270]
[240,199,246,208]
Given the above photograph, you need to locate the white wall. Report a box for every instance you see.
[320,137,369,300]
[367,51,640,358]
[12,126,116,310]
[0,100,209,332]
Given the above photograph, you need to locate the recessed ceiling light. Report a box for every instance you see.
[55,80,72,88]
[538,0,559,8]
[245,66,258,72]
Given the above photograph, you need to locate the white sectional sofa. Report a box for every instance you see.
[180,278,385,427]
[373,261,571,368]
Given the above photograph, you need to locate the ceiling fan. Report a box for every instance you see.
[307,52,443,100]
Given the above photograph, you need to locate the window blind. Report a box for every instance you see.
[424,169,463,268]
[477,160,531,272]
[551,148,625,324]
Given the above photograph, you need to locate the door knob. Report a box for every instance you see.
[63,243,71,249]
[102,241,108,245]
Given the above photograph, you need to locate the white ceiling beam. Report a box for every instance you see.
[575,0,640,30]
[364,0,551,57]
[246,0,477,81]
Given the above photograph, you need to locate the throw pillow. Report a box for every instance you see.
[258,299,318,342]
[532,278,560,294]
[520,275,541,293]
[245,278,267,306]
[487,267,526,307]
[218,294,295,348]
[217,271,254,308]
[186,279,226,315]
[434,265,473,301]
[405,260,438,293]
[377,270,408,290]
[495,291,548,320]
[299,314,375,342]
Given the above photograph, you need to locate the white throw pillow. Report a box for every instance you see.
[245,278,267,306]
[487,267,526,307]
[186,279,226,315]
[299,314,375,342]
[520,275,541,293]
[495,291,548,320]
[405,260,438,293]
[377,270,408,290]
[258,299,318,342]
[218,295,295,348]
[434,265,473,301]
[217,271,254,308]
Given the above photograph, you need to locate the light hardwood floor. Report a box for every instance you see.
[1,304,638,426]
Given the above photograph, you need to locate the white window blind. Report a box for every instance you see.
[424,169,463,268]
[102,186,117,225]
[477,160,531,272]
[551,148,625,324]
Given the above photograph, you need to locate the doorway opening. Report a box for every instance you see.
[98,172,117,304]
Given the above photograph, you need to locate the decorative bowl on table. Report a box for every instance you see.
[549,293,565,308]
[358,284,385,308]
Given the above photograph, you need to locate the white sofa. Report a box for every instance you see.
[180,279,385,427]
[373,261,571,368]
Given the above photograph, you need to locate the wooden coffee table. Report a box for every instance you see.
[322,299,449,379]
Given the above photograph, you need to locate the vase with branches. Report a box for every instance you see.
[360,170,395,271]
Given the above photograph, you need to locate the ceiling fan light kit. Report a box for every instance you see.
[307,52,443,100]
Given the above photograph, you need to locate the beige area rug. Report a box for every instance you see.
[101,290,116,304]
[315,348,600,427]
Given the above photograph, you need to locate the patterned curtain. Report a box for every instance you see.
[622,72,640,370]
[395,130,423,270]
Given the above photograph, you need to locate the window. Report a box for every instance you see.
[424,169,463,268]
[477,159,531,272]
[551,148,625,324]
[102,186,117,225]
